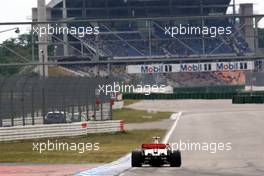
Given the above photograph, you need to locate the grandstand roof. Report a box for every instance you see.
[48,0,231,7]
[48,0,232,19]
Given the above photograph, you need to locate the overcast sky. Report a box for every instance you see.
[0,0,264,43]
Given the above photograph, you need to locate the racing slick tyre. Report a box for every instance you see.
[170,150,181,167]
[131,150,142,167]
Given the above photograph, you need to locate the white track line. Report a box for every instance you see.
[119,113,183,176]
[162,112,182,143]
[77,112,182,176]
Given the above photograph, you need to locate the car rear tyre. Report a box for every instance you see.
[131,150,142,167]
[170,150,181,167]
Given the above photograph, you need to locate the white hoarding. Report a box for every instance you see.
[126,61,254,74]
[127,64,180,74]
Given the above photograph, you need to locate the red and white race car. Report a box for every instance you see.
[131,137,181,167]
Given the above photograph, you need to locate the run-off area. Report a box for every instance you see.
[122,100,264,176]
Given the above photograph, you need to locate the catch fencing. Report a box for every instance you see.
[0,76,114,127]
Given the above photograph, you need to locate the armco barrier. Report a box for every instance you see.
[232,95,264,104]
[0,120,124,142]
[123,93,235,100]
[123,92,264,100]
[173,85,245,93]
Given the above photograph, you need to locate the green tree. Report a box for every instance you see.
[0,33,37,75]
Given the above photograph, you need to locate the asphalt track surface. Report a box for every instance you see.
[122,100,264,176]
[1,100,264,176]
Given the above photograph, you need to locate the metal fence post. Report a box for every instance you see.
[0,83,2,127]
[67,105,70,115]
[0,78,7,127]
[0,91,2,127]
[78,85,81,122]
[86,103,89,121]
[71,105,74,120]
[63,95,66,119]
[31,85,35,125]
[42,87,46,123]
[21,89,25,126]
[93,103,96,121]
[10,90,14,127]
[110,102,113,120]
[101,103,103,120]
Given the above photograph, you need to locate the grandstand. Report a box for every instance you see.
[45,0,252,58]
[33,0,257,87]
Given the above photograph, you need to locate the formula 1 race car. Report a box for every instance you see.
[131,137,181,167]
